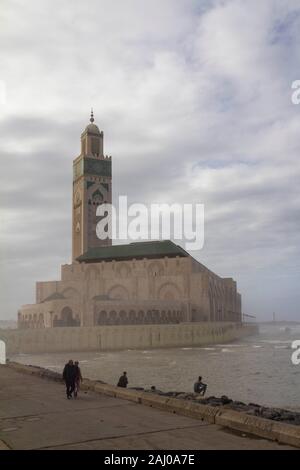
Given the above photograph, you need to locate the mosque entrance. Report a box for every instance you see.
[61,307,74,326]
[53,307,80,327]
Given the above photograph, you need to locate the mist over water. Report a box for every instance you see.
[12,325,300,410]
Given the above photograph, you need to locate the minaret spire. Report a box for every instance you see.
[73,112,112,261]
[90,108,94,123]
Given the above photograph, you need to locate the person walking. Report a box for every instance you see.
[117,371,128,388]
[74,361,83,398]
[193,376,207,396]
[63,360,76,399]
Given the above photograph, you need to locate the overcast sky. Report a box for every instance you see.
[0,0,300,321]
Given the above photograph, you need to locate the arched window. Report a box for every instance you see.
[129,310,136,324]
[97,310,107,325]
[108,311,117,324]
[137,310,145,324]
[119,310,127,324]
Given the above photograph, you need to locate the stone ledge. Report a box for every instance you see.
[0,440,10,450]
[215,409,300,448]
[115,388,144,403]
[81,378,96,391]
[5,362,300,448]
[140,393,171,410]
[165,398,220,424]
[94,382,116,397]
[5,362,62,381]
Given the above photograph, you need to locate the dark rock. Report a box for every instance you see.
[164,391,179,397]
[220,395,233,405]
[206,399,223,407]
[176,393,190,399]
[260,408,281,420]
[232,400,246,407]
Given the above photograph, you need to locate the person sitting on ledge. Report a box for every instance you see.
[194,376,207,396]
[117,371,128,388]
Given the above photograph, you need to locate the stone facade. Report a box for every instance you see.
[18,114,242,329]
[3,322,255,355]
[18,251,241,329]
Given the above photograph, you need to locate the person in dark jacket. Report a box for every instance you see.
[117,371,128,388]
[63,360,76,399]
[193,376,207,396]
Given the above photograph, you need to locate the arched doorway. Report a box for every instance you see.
[0,340,6,364]
[96,310,108,325]
[60,307,76,327]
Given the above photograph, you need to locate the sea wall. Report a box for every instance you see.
[4,361,300,448]
[0,322,258,356]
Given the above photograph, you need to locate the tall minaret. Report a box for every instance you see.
[72,111,112,261]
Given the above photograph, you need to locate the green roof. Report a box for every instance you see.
[76,240,189,263]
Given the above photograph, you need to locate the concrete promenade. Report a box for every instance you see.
[0,366,294,450]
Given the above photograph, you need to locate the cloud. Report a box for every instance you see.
[0,0,300,320]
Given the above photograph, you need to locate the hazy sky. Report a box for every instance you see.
[0,0,300,321]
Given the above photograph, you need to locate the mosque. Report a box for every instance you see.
[18,113,242,329]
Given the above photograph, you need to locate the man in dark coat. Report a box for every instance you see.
[63,360,76,399]
[117,371,128,388]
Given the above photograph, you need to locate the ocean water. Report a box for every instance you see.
[12,324,300,410]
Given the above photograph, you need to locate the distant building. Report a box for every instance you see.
[18,114,242,328]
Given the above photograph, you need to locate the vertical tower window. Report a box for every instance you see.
[91,137,99,155]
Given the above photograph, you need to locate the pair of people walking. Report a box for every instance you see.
[63,360,82,399]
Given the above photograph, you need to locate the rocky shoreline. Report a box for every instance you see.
[133,388,300,426]
[9,362,300,427]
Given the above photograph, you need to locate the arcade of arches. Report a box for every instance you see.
[19,307,80,329]
[18,249,242,329]
[94,308,185,326]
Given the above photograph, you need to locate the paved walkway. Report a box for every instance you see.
[0,366,294,450]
